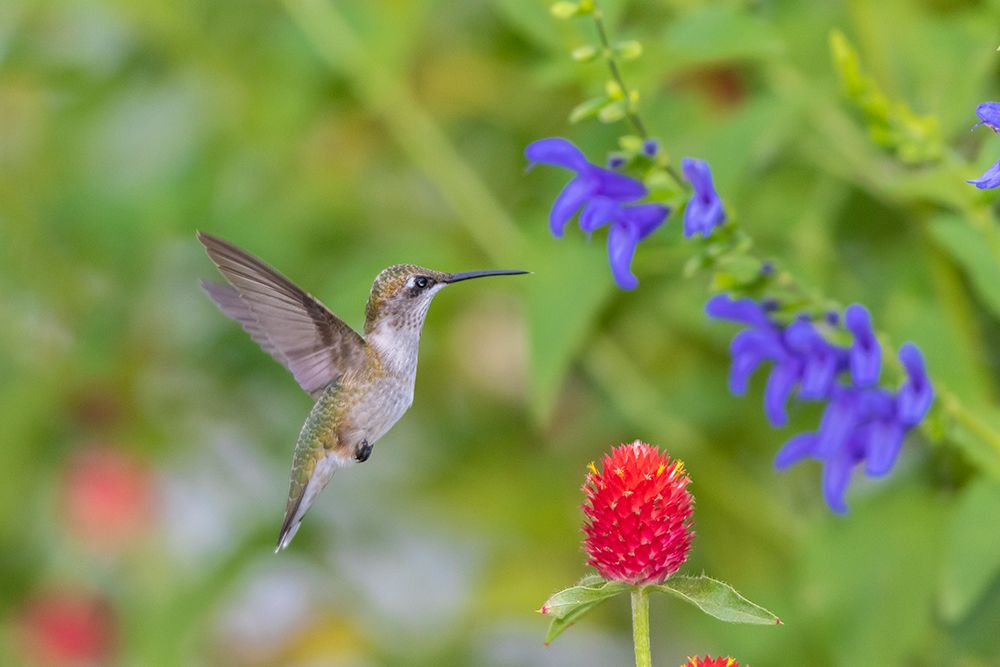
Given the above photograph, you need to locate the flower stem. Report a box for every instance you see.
[630,587,652,667]
[590,6,685,190]
[592,9,646,139]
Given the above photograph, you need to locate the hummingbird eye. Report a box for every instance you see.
[414,276,429,289]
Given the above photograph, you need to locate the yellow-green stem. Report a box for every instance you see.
[631,587,652,667]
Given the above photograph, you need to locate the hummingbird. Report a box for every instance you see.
[197,232,527,551]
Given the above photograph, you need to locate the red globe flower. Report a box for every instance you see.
[582,440,694,585]
[683,657,739,667]
[60,445,153,552]
[17,589,116,666]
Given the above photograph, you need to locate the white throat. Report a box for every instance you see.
[366,321,423,377]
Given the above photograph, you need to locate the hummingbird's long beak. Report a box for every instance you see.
[445,269,529,284]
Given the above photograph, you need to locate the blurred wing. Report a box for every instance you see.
[198,232,367,398]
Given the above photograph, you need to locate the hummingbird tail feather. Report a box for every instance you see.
[274,453,350,552]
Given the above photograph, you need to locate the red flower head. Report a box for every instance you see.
[582,440,694,585]
[683,657,739,667]
[61,445,153,552]
[17,589,116,666]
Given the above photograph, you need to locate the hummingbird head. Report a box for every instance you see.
[364,264,527,335]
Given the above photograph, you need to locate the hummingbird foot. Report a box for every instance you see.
[355,439,373,463]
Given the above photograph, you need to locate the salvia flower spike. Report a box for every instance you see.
[583,440,694,585]
[707,295,934,512]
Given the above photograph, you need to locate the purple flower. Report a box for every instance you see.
[968,104,1000,189]
[681,158,726,238]
[642,139,659,157]
[708,295,934,513]
[526,138,646,237]
[578,198,669,289]
[896,343,933,427]
[967,159,1000,189]
[972,102,1000,132]
[526,137,668,290]
[844,304,880,387]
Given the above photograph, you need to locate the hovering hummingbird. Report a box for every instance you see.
[197,232,527,551]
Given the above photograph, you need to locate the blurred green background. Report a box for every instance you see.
[3,0,1000,665]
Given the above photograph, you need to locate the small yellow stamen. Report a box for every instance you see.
[614,466,625,477]
[587,461,598,476]
[656,463,666,477]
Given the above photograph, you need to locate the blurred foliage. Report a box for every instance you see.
[2,0,1000,666]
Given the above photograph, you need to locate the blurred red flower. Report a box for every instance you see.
[61,445,153,551]
[683,657,739,667]
[582,440,694,585]
[17,589,115,666]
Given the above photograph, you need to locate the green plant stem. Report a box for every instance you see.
[630,587,652,667]
[590,7,685,189]
[592,9,646,139]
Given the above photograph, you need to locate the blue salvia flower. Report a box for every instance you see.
[967,159,1000,189]
[972,102,1000,132]
[968,102,1000,189]
[681,157,726,237]
[526,138,669,290]
[707,294,934,513]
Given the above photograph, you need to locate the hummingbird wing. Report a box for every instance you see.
[198,232,367,398]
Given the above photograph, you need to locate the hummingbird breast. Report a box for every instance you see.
[337,326,422,450]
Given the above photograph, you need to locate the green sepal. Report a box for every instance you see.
[618,135,644,153]
[711,255,764,290]
[614,40,642,60]
[569,96,609,124]
[598,99,627,123]
[550,1,580,19]
[653,574,782,625]
[540,577,631,644]
[572,45,599,62]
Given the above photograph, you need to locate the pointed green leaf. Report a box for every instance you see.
[544,600,603,644]
[540,579,630,644]
[654,575,782,625]
[540,579,630,619]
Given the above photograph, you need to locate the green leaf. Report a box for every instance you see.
[540,579,630,644]
[544,600,604,644]
[654,574,782,625]
[928,215,1000,321]
[940,478,1000,621]
[540,579,630,618]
